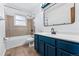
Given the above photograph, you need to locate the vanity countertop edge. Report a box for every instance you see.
[34,32,79,43]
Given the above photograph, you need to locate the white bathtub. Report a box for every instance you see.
[5,35,34,49]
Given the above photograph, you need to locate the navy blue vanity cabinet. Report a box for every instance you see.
[34,34,79,56]
[34,34,56,56]
[56,39,79,56]
[38,40,45,56]
[44,37,56,56]
[61,50,73,56]
[45,43,56,56]
[38,35,46,55]
[39,35,56,56]
[57,48,73,56]
[44,37,55,46]
[34,34,39,52]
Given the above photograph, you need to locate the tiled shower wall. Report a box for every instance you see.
[5,15,34,37]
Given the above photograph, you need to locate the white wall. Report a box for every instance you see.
[0,4,6,56]
[4,6,32,18]
[34,11,44,33]
[44,4,79,34]
[35,3,79,35]
[0,3,5,19]
[0,20,6,56]
[44,4,79,35]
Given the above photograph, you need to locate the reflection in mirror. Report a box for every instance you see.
[71,5,75,24]
[42,3,75,26]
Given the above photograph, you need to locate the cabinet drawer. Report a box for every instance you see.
[39,35,55,46]
[56,39,79,55]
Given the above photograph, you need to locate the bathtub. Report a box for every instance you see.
[5,35,34,49]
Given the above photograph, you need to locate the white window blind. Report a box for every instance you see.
[14,15,26,26]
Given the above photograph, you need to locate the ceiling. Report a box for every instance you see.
[5,3,42,15]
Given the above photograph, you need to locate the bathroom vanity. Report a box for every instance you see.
[34,33,79,56]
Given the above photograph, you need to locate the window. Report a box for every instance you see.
[14,15,26,26]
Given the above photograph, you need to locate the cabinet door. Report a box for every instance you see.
[61,51,73,56]
[39,40,45,56]
[57,39,79,55]
[34,39,39,51]
[34,35,39,52]
[45,43,55,56]
[57,48,73,56]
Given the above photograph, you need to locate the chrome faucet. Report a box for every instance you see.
[51,27,56,34]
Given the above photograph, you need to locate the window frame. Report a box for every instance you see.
[14,14,27,26]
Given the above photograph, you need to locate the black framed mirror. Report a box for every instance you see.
[42,3,75,26]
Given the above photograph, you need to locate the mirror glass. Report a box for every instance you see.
[43,3,75,26]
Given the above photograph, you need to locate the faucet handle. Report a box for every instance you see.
[51,27,56,34]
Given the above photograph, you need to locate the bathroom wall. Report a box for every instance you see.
[0,20,6,56]
[5,7,34,37]
[43,3,79,35]
[4,6,31,17]
[4,6,35,49]
[0,4,6,56]
[34,11,44,33]
[35,3,79,35]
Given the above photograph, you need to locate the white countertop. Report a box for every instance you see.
[35,32,79,43]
